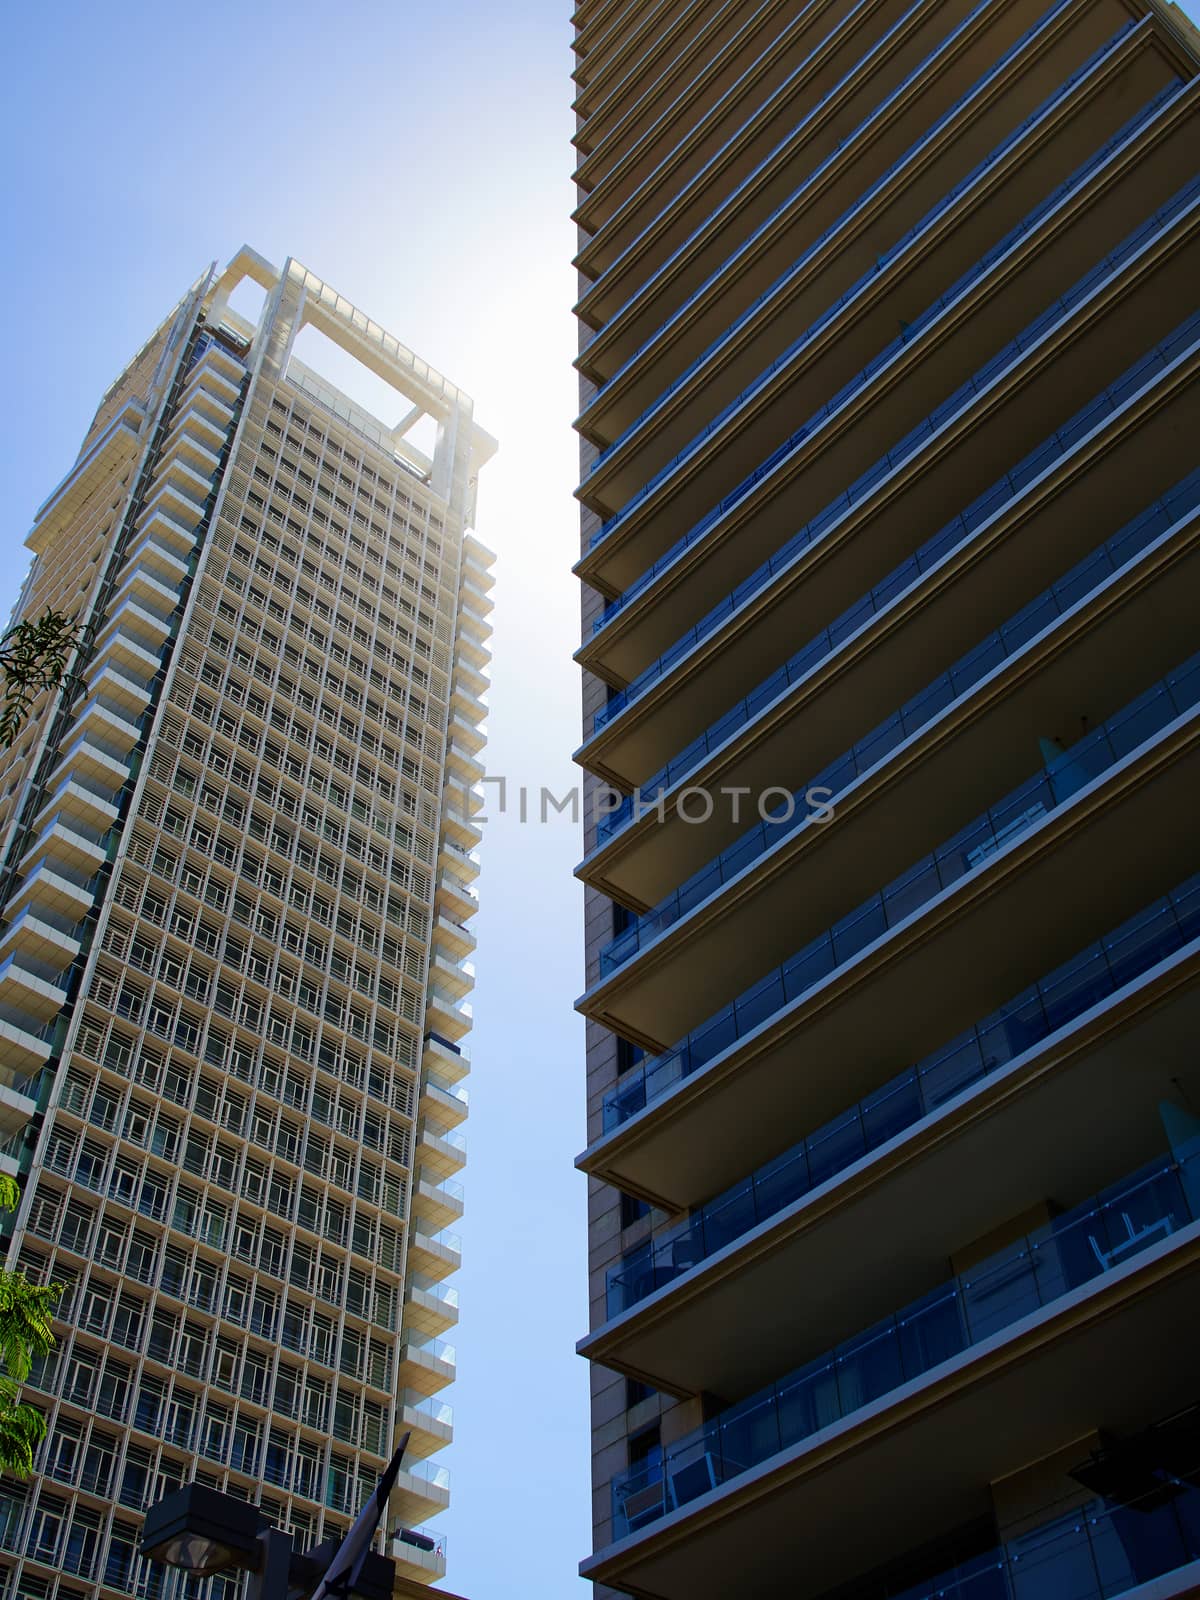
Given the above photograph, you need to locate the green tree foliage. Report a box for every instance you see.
[0,610,83,747]
[0,1178,60,1475]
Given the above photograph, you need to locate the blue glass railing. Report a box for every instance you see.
[600,649,1200,1131]
[592,176,1197,734]
[586,54,1171,493]
[611,1144,1200,1538]
[606,870,1200,1299]
[586,8,1146,557]
[598,467,1200,975]
[587,0,1087,425]
[817,1470,1200,1600]
[593,307,1200,842]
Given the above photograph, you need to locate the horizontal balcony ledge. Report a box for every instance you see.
[581,509,1200,1039]
[579,369,1199,901]
[575,180,1200,643]
[573,0,805,199]
[576,73,1198,525]
[575,10,1183,411]
[574,0,978,290]
[570,0,695,118]
[0,910,82,967]
[573,0,1089,332]
[573,0,855,234]
[0,1018,53,1073]
[33,780,119,839]
[27,400,144,555]
[582,1229,1200,1600]
[84,661,153,714]
[577,292,1200,795]
[579,412,1196,915]
[578,716,1200,1210]
[19,819,106,879]
[581,939,1200,1397]
[0,1082,38,1140]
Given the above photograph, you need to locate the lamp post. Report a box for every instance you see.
[141,1435,409,1600]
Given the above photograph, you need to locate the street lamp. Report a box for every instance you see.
[142,1435,409,1600]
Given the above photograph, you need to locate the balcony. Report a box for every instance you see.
[116,532,189,590]
[165,399,229,457]
[445,738,484,785]
[0,1081,37,1141]
[577,9,1182,430]
[110,563,181,623]
[433,911,476,960]
[135,505,199,560]
[425,986,472,1042]
[69,698,141,759]
[450,712,486,757]
[579,0,988,302]
[416,1119,467,1178]
[0,955,68,1025]
[26,400,143,555]
[46,735,129,800]
[423,1030,470,1084]
[406,1227,462,1282]
[90,606,165,675]
[0,908,82,970]
[585,1194,1200,1597]
[576,0,820,206]
[18,816,107,882]
[578,69,1196,650]
[82,662,152,719]
[580,664,1200,1209]
[584,469,1200,1035]
[595,1394,1200,1600]
[586,875,1200,1393]
[398,1389,453,1457]
[412,1172,465,1232]
[576,0,1151,357]
[392,1460,451,1525]
[6,861,97,925]
[96,592,171,653]
[397,1333,456,1396]
[581,305,1200,813]
[32,776,119,839]
[403,1275,460,1336]
[389,1525,447,1585]
[435,870,478,926]
[420,1072,469,1126]
[578,203,1200,769]
[0,1017,53,1079]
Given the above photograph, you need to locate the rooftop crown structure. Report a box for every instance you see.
[0,248,494,1597]
[570,0,1200,1594]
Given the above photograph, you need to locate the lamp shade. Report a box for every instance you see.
[142,1484,263,1577]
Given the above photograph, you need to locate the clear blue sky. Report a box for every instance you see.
[0,2,590,1595]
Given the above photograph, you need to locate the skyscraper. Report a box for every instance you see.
[0,247,494,1597]
[572,0,1200,1595]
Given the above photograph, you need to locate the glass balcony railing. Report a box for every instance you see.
[599,467,1200,974]
[593,183,1197,735]
[592,14,1164,569]
[595,309,1200,842]
[611,1145,1200,1538]
[402,1332,456,1366]
[587,0,1088,423]
[586,63,1172,506]
[602,650,1200,1130]
[400,1389,454,1429]
[606,870,1200,1303]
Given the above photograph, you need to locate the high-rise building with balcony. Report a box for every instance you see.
[0,247,495,1599]
[571,0,1200,1594]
